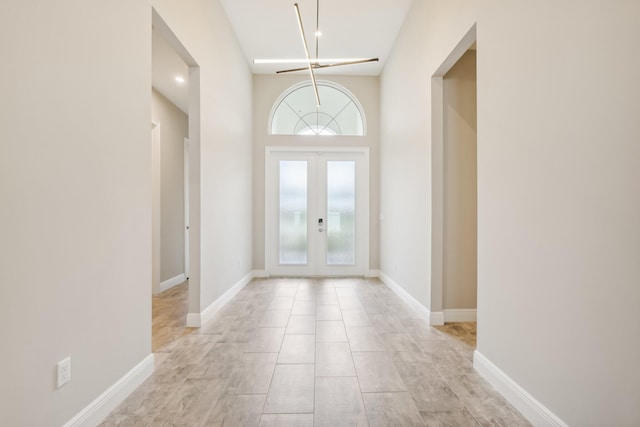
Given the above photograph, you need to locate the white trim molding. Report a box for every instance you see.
[186,312,201,328]
[63,354,155,427]
[429,311,445,326]
[186,271,254,327]
[379,271,431,323]
[159,273,187,293]
[474,351,569,427]
[365,270,380,278]
[252,270,269,278]
[444,308,477,322]
[426,309,476,325]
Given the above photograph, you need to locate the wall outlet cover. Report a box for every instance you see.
[57,357,71,388]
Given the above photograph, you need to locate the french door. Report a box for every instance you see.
[266,148,369,276]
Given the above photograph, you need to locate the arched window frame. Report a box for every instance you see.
[268,80,367,136]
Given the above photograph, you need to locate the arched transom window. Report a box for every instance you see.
[270,81,366,136]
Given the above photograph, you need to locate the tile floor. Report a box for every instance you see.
[152,281,195,353]
[102,278,530,426]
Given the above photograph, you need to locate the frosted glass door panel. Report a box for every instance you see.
[267,149,368,276]
[326,161,356,265]
[279,161,308,264]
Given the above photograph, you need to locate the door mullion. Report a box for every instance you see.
[316,155,328,276]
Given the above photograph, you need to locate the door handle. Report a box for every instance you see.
[318,218,324,232]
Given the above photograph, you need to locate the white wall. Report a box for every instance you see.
[0,0,253,424]
[253,74,380,272]
[443,50,477,310]
[151,89,187,283]
[0,1,152,425]
[382,0,640,425]
[152,0,254,315]
[476,2,640,425]
[380,0,477,309]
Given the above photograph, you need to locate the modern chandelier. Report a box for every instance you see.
[253,1,379,106]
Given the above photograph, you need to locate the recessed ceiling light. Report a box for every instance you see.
[175,76,185,84]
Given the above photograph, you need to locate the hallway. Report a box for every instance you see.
[102,278,529,426]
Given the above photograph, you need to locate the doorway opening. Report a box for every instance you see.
[430,24,477,327]
[151,8,201,352]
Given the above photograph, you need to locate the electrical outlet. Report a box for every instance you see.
[57,357,71,388]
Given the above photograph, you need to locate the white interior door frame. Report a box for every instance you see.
[183,137,190,279]
[151,121,161,294]
[430,24,476,324]
[265,146,370,277]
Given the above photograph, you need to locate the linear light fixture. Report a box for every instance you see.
[276,58,379,74]
[255,1,378,90]
[253,58,374,64]
[294,3,320,107]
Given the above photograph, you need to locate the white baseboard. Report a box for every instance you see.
[379,271,431,323]
[474,351,569,427]
[365,270,380,278]
[444,308,477,322]
[429,311,445,326]
[186,271,254,327]
[159,273,187,293]
[252,270,269,278]
[63,354,155,427]
[186,312,201,328]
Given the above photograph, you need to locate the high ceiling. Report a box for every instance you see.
[152,0,414,113]
[219,0,414,76]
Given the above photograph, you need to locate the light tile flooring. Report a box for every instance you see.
[151,280,195,353]
[102,278,530,426]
